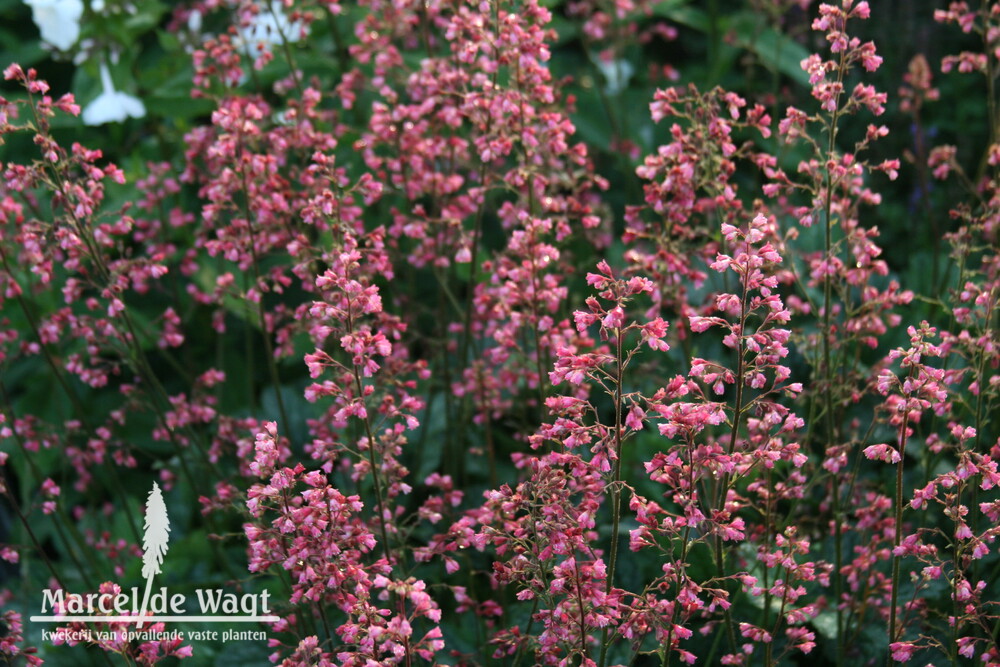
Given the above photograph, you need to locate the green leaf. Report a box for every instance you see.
[145,94,215,120]
[548,14,580,45]
[125,2,168,34]
[412,392,447,481]
[568,87,613,152]
[155,28,181,52]
[725,13,810,86]
[260,383,311,447]
[0,27,48,69]
[650,5,809,86]
[650,1,707,31]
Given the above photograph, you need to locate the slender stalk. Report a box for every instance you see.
[574,558,590,663]
[529,252,549,407]
[1,469,118,663]
[239,155,292,442]
[459,172,486,365]
[663,457,696,667]
[264,0,303,97]
[598,326,625,667]
[888,400,912,655]
[831,465,845,661]
[979,1,998,183]
[0,468,66,589]
[821,49,848,667]
[512,43,548,410]
[767,564,791,667]
[478,364,498,489]
[969,293,994,546]
[347,309,392,564]
[951,483,963,666]
[707,0,720,79]
[511,597,541,667]
[0,244,142,547]
[709,237,753,656]
[762,469,774,666]
[0,379,101,584]
[512,496,551,667]
[459,0,499,367]
[326,6,351,73]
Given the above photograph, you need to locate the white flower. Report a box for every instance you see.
[187,9,202,33]
[235,1,303,54]
[24,0,84,51]
[82,63,146,126]
[592,57,635,96]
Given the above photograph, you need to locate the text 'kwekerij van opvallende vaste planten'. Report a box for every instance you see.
[0,0,998,665]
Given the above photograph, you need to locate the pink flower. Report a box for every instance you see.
[890,641,917,662]
[603,306,625,329]
[863,444,901,464]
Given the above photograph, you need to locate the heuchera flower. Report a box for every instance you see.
[23,0,83,51]
[82,63,146,126]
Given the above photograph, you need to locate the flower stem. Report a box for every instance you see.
[239,159,292,444]
[822,51,847,665]
[888,407,911,655]
[598,326,625,667]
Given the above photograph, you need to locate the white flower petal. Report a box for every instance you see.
[82,63,146,126]
[118,92,146,119]
[25,0,83,50]
[82,92,124,125]
[235,1,304,54]
[187,9,202,33]
[593,57,635,96]
[82,91,146,125]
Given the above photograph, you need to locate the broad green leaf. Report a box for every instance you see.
[726,12,810,86]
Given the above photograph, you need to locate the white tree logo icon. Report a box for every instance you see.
[136,482,170,629]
